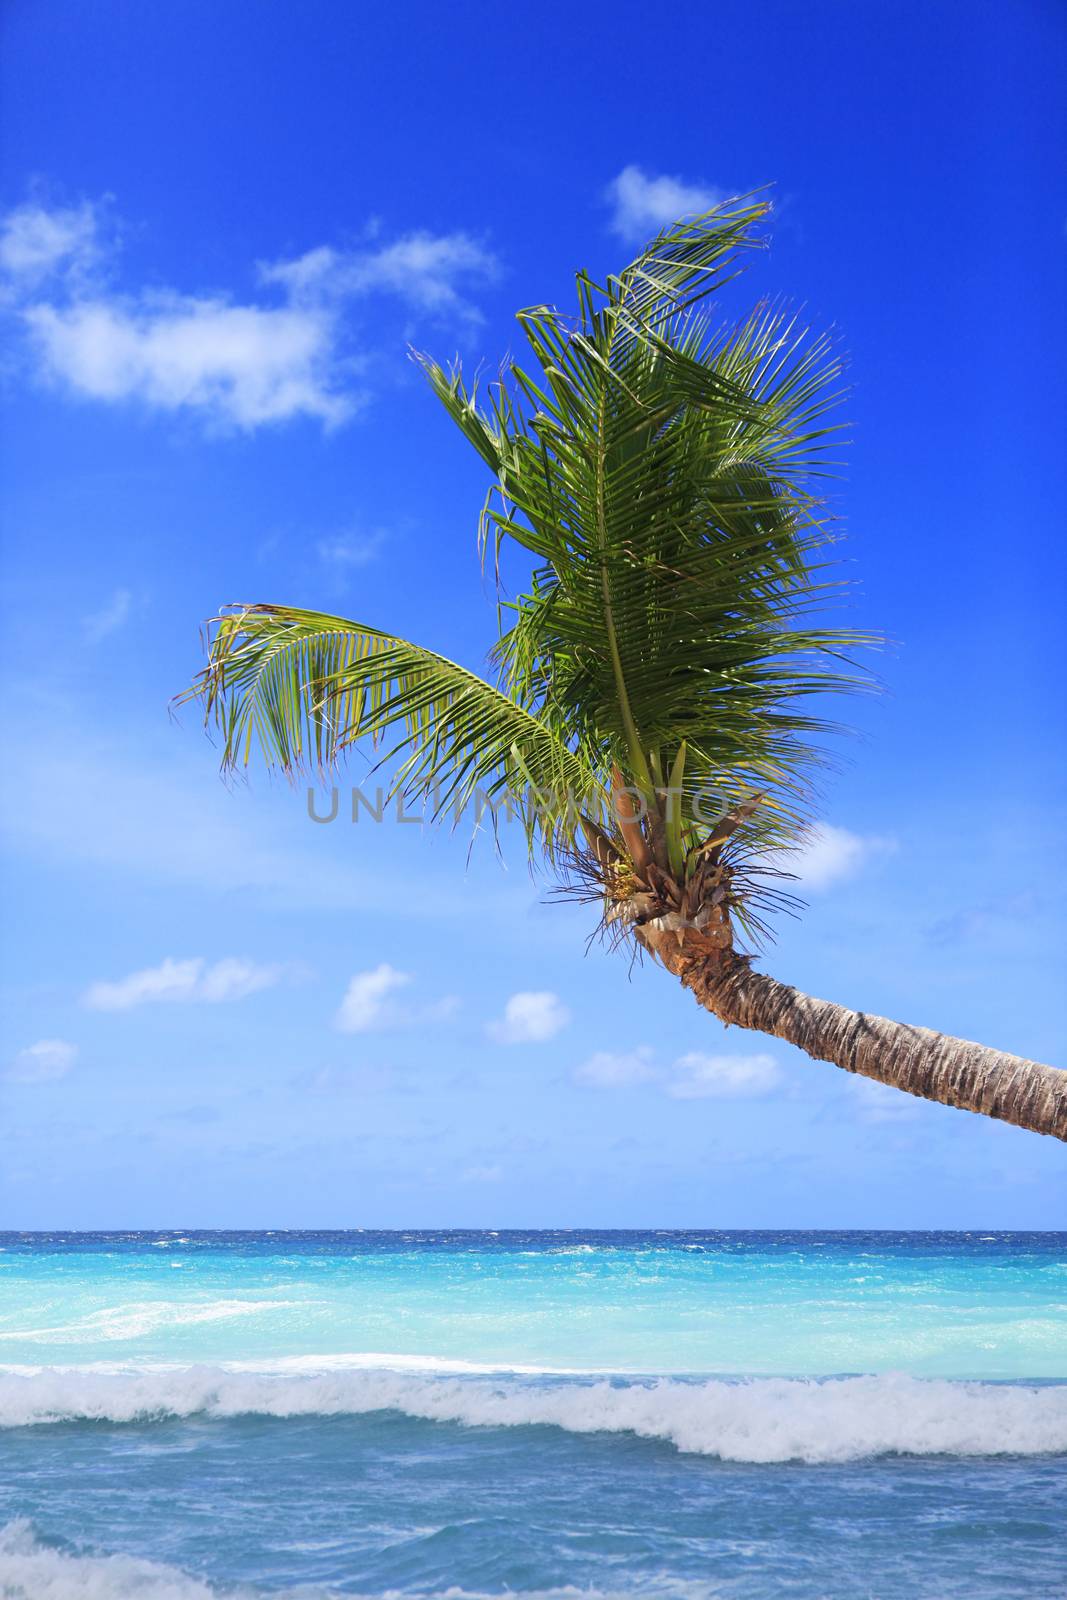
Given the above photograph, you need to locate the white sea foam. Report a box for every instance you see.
[0,1520,709,1600]
[0,1521,221,1598]
[0,1366,1064,1462]
[226,1350,591,1377]
[0,1300,301,1344]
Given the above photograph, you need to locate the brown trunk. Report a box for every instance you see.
[639,931,1067,1141]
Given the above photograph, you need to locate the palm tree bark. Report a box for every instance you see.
[639,931,1067,1140]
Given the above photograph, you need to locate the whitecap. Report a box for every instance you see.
[0,1520,704,1599]
[0,1300,301,1344]
[0,1367,1064,1463]
[0,1520,221,1598]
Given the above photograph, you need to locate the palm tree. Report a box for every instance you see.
[181,195,1066,1140]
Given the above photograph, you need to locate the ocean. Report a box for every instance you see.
[0,1230,1064,1598]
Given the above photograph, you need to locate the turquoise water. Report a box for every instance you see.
[0,1231,1065,1596]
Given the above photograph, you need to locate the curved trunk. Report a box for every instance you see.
[639,933,1067,1141]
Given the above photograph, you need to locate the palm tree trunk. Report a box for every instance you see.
[641,934,1067,1140]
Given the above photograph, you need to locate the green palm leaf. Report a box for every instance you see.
[417,195,877,873]
[184,193,880,944]
[180,604,609,859]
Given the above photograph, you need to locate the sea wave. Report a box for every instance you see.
[0,1521,709,1600]
[0,1299,303,1344]
[0,1366,1064,1462]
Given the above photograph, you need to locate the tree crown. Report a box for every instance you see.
[183,195,878,949]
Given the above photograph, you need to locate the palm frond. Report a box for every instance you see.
[179,604,608,860]
[418,194,880,873]
[185,196,881,956]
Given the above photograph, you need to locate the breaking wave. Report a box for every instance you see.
[0,1520,693,1600]
[0,1365,1064,1463]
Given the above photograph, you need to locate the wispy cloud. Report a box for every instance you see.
[665,1051,780,1099]
[927,890,1039,947]
[316,528,387,572]
[82,587,132,643]
[334,963,459,1033]
[574,1045,780,1099]
[848,1074,921,1124]
[1,197,499,432]
[261,231,497,322]
[84,955,289,1011]
[0,199,102,287]
[487,990,570,1045]
[784,824,897,892]
[0,711,532,923]
[605,165,726,242]
[574,1047,657,1087]
[7,1038,78,1083]
[335,963,411,1033]
[297,1063,402,1096]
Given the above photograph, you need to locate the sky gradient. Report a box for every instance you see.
[1,0,1064,1227]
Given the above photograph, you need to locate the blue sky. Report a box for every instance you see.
[1,0,1064,1228]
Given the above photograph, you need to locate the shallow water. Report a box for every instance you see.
[1,1231,1064,1597]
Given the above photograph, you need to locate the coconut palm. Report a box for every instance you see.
[181,195,1066,1140]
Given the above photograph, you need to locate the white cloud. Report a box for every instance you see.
[575,1044,779,1099]
[486,990,570,1045]
[848,1074,920,1124]
[82,587,132,643]
[261,231,497,321]
[574,1047,657,1088]
[8,1039,78,1083]
[1,199,499,431]
[666,1051,781,1099]
[335,963,412,1033]
[84,955,287,1011]
[0,200,100,285]
[197,958,289,1003]
[785,825,897,892]
[24,294,351,430]
[605,165,726,241]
